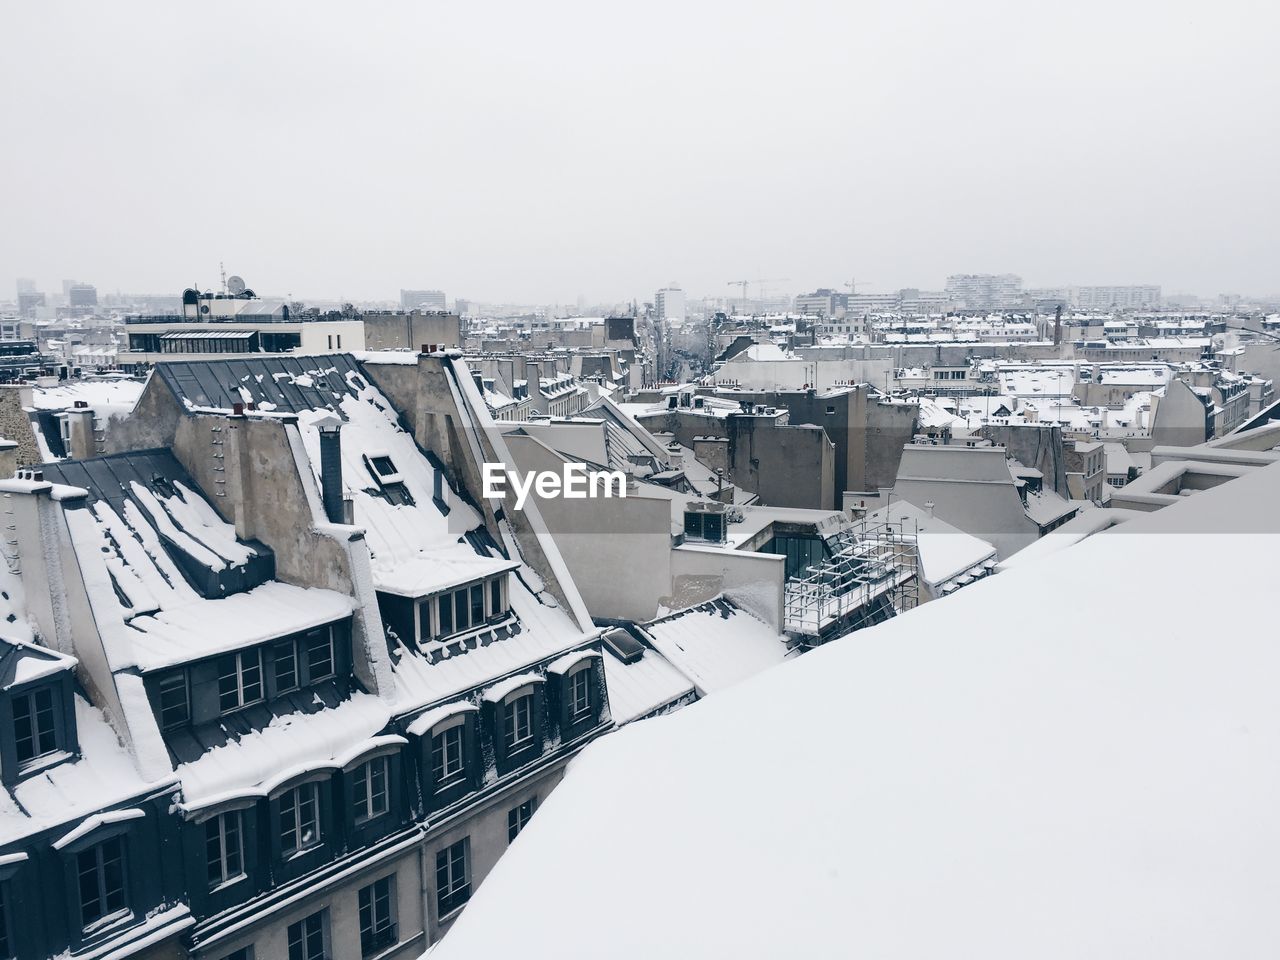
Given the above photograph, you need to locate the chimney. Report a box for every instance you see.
[315,413,345,524]
[924,500,935,518]
[0,439,17,479]
[63,407,96,460]
[472,370,484,394]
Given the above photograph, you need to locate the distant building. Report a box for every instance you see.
[401,288,447,311]
[944,274,1023,311]
[1074,285,1161,311]
[794,289,846,317]
[68,282,97,316]
[17,289,45,319]
[654,285,686,323]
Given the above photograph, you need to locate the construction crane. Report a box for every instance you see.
[844,277,871,296]
[727,278,790,313]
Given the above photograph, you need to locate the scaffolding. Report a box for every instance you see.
[783,517,919,646]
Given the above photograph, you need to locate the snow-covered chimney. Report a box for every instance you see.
[315,413,345,524]
[924,500,935,518]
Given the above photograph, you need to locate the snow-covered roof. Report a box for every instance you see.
[641,599,791,696]
[45,453,355,673]
[30,376,145,414]
[174,692,394,809]
[433,461,1280,960]
[600,646,695,725]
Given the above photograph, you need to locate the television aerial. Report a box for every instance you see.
[226,275,247,296]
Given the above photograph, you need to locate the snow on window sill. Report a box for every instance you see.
[81,907,135,939]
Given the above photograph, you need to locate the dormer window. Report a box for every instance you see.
[304,628,334,682]
[217,650,264,714]
[14,686,60,767]
[568,668,591,719]
[77,836,129,931]
[417,573,510,645]
[156,673,189,729]
[504,694,535,753]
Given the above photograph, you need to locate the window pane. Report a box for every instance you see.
[240,651,262,703]
[274,641,298,693]
[454,591,469,632]
[437,594,453,637]
[305,630,333,681]
[435,839,470,915]
[470,585,484,623]
[14,687,60,764]
[158,672,189,728]
[360,875,397,956]
[505,695,534,751]
[490,578,502,616]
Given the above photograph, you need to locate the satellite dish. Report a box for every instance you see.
[227,275,247,296]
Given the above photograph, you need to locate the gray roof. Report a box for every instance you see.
[154,353,366,414]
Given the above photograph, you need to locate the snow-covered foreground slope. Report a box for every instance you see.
[431,462,1280,959]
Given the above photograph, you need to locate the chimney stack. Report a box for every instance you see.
[315,413,345,524]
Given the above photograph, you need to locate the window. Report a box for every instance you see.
[469,584,484,624]
[218,650,263,713]
[305,629,334,682]
[359,875,397,957]
[280,782,322,856]
[287,910,327,960]
[219,948,254,960]
[435,839,470,916]
[77,836,127,930]
[504,694,534,752]
[568,669,591,719]
[507,796,537,843]
[369,456,397,477]
[453,590,470,633]
[436,593,453,638]
[489,578,502,616]
[205,811,244,889]
[157,672,189,729]
[431,725,465,787]
[13,685,59,766]
[273,640,299,694]
[352,757,390,822]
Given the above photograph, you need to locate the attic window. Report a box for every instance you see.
[370,456,397,478]
[13,685,62,768]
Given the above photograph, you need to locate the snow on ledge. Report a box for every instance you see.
[52,808,146,851]
[406,700,479,738]
[546,649,601,676]
[482,672,545,704]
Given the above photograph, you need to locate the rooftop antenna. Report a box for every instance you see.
[219,261,227,295]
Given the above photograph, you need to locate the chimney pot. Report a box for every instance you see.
[232,402,244,416]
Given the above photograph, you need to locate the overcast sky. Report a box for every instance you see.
[2,1,1276,305]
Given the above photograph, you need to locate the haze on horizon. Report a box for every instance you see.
[2,0,1276,306]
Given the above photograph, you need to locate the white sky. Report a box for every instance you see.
[1,0,1276,304]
